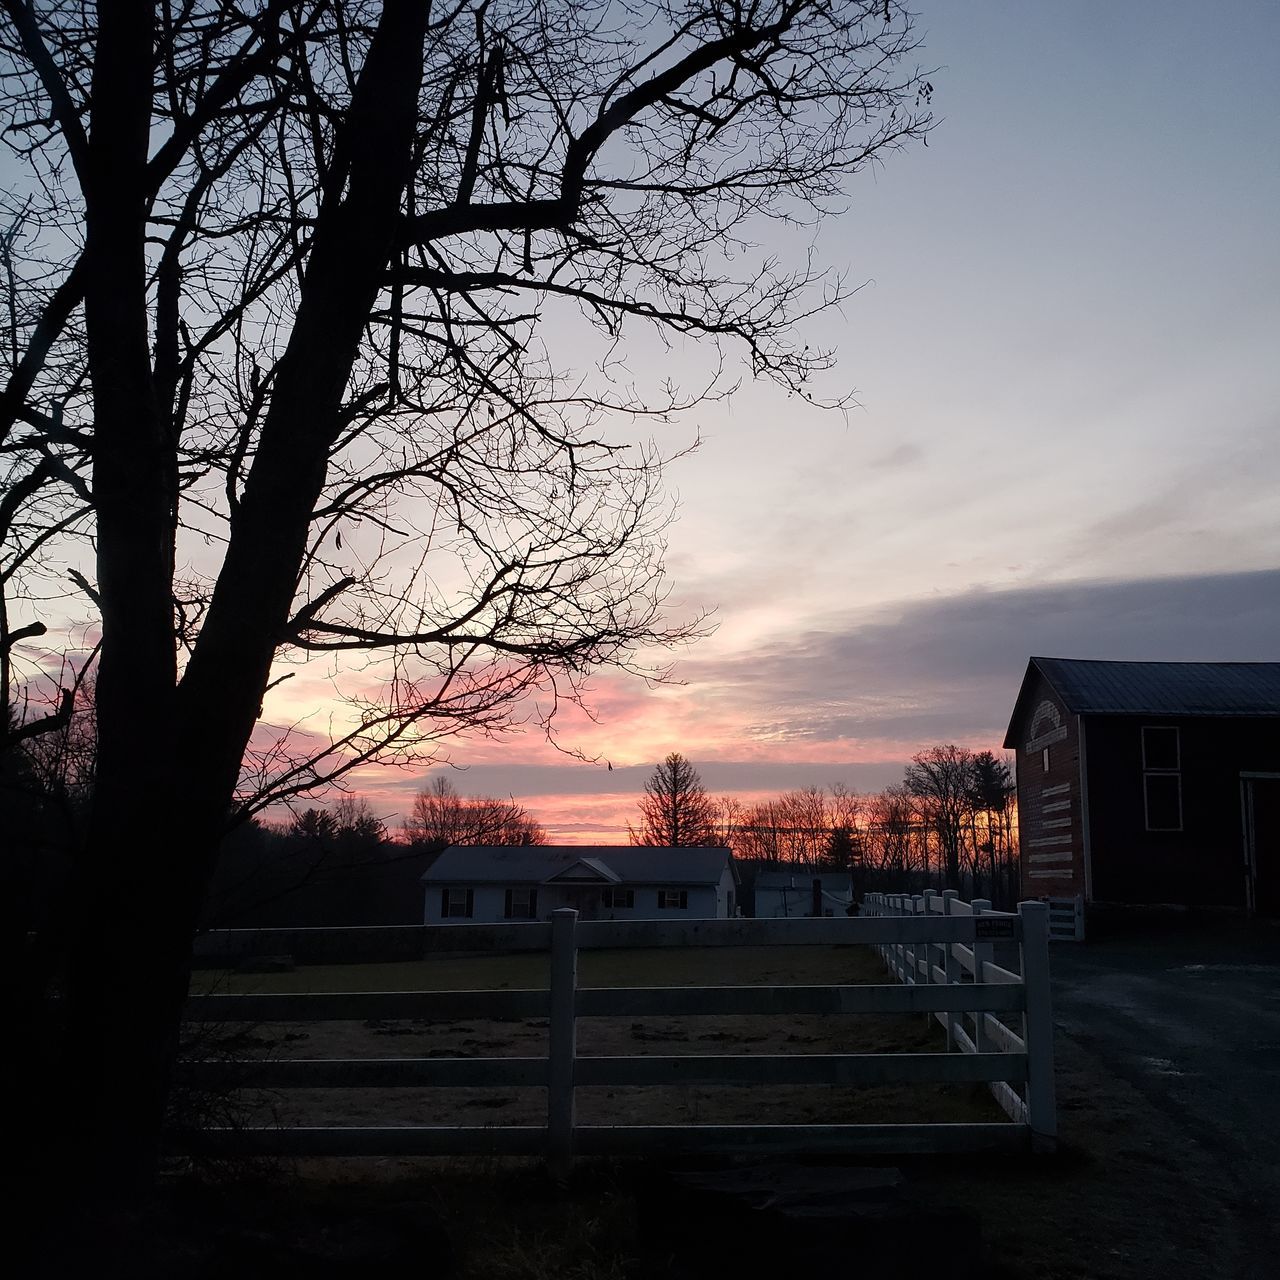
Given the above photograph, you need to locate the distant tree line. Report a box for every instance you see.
[632,747,1019,907]
[4,742,547,935]
[208,777,545,927]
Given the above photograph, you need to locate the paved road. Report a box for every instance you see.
[1050,918,1280,1276]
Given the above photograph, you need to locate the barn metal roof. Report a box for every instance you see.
[421,845,735,886]
[1004,657,1280,745]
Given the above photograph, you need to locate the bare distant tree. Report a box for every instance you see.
[0,0,931,1185]
[713,794,745,848]
[731,784,862,868]
[864,784,922,876]
[777,785,833,866]
[905,745,974,889]
[403,776,545,848]
[633,752,719,846]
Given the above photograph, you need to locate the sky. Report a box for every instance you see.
[257,2,1280,838]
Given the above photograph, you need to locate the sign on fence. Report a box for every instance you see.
[974,917,1017,941]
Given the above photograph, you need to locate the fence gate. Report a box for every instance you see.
[1046,895,1085,941]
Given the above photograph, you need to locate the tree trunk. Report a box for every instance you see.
[59,4,186,1193]
[59,0,429,1195]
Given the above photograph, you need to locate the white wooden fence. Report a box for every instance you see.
[862,893,1056,1151]
[180,909,1055,1170]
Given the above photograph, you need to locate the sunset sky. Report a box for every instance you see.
[262,1,1280,840]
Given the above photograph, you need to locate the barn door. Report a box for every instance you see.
[1243,776,1280,916]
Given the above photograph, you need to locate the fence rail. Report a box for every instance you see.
[180,907,1056,1168]
[862,892,1056,1151]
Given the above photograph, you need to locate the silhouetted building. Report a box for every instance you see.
[1005,657,1280,918]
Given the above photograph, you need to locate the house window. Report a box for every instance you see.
[602,887,634,910]
[442,888,474,919]
[504,888,538,920]
[1142,726,1182,831]
[657,888,688,910]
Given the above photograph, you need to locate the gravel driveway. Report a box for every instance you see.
[1049,916,1280,1279]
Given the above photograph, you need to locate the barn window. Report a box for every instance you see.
[442,888,474,918]
[1142,727,1182,831]
[1144,774,1182,831]
[601,887,634,910]
[504,888,537,919]
[1142,726,1179,770]
[657,888,689,910]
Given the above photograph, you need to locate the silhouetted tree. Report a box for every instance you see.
[905,745,973,889]
[403,776,545,848]
[0,1,931,1187]
[331,794,387,862]
[288,807,339,846]
[966,749,1016,903]
[826,825,859,871]
[633,752,719,846]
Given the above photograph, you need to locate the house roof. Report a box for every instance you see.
[1004,657,1280,746]
[421,845,735,887]
[755,872,852,892]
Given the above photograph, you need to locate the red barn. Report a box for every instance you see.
[1004,657,1280,919]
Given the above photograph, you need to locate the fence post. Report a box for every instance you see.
[1019,900,1058,1151]
[911,895,924,985]
[920,890,936,1022]
[548,908,579,1179]
[971,898,992,1052]
[941,890,959,1051]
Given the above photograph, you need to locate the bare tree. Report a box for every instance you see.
[863,784,923,878]
[712,793,745,848]
[403,775,545,847]
[905,744,974,890]
[730,784,862,869]
[0,1,931,1185]
[633,751,719,846]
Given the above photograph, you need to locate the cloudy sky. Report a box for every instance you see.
[279,1,1280,839]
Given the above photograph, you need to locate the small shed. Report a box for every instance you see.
[422,845,738,924]
[753,871,853,919]
[1004,657,1280,917]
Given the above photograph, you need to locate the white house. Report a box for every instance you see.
[753,871,853,919]
[422,845,738,924]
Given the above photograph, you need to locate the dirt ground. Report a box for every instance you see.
[190,945,1003,1130]
[170,936,1273,1279]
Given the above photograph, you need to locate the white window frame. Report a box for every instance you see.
[1142,725,1183,832]
[602,887,634,910]
[657,888,689,910]
[504,887,537,919]
[443,887,473,919]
